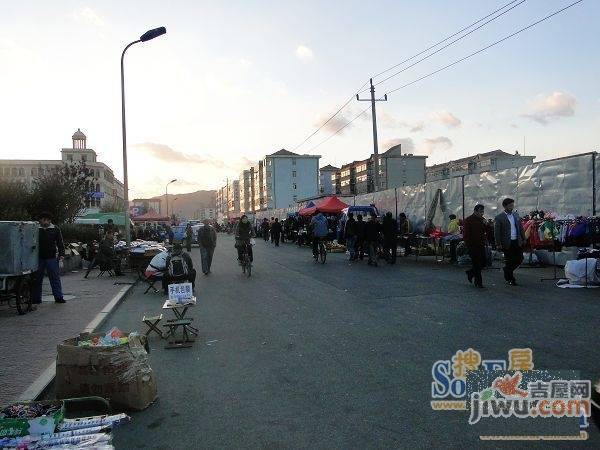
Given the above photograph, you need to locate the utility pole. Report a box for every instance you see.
[357,78,387,192]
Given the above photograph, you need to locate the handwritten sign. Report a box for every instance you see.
[168,283,193,302]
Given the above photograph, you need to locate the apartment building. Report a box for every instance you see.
[319,165,339,195]
[239,169,253,214]
[426,150,535,181]
[259,149,320,209]
[336,144,426,195]
[0,129,124,212]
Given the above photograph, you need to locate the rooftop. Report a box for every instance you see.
[320,164,340,171]
[426,150,532,169]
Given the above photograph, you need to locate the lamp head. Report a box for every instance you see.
[140,27,166,42]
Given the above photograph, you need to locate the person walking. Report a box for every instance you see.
[33,212,66,304]
[185,223,193,252]
[198,220,217,275]
[344,212,358,260]
[260,218,270,242]
[271,218,282,247]
[463,204,487,288]
[398,213,412,257]
[382,212,398,264]
[355,214,366,260]
[364,213,382,266]
[494,198,525,286]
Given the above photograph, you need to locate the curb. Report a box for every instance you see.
[17,282,137,402]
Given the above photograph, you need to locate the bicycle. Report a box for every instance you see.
[239,241,253,277]
[313,237,327,264]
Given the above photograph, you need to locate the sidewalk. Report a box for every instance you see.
[0,268,136,406]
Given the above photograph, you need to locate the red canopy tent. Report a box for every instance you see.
[298,196,349,216]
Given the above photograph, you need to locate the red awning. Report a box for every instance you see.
[299,196,349,216]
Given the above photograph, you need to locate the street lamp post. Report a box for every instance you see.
[165,178,177,218]
[172,197,179,219]
[121,26,166,247]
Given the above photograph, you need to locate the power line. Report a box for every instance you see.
[369,0,527,90]
[291,80,370,151]
[384,0,583,96]
[371,0,522,80]
[293,0,524,152]
[308,105,372,152]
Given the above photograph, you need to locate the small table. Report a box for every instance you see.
[162,298,198,349]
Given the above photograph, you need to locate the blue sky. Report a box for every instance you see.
[1,0,598,197]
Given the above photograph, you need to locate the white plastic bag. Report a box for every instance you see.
[564,258,599,285]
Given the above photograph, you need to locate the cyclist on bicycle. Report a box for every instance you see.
[234,214,254,264]
[310,212,329,260]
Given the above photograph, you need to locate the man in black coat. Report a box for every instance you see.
[381,212,398,264]
[33,211,66,304]
[364,213,382,266]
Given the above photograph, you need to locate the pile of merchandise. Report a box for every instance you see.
[76,328,135,348]
[115,240,166,255]
[0,405,130,449]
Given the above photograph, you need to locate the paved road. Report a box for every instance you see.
[0,269,134,405]
[109,235,599,449]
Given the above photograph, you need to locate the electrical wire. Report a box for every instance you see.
[308,105,372,152]
[368,0,527,90]
[383,0,583,96]
[293,0,524,151]
[371,0,522,80]
[292,80,370,151]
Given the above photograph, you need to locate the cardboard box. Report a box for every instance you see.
[55,333,157,411]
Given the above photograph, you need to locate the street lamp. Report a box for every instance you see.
[121,26,167,247]
[165,178,177,218]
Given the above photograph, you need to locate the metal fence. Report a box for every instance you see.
[254,152,597,232]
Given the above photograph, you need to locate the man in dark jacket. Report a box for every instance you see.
[382,212,398,264]
[355,214,366,260]
[494,198,525,286]
[364,213,382,266]
[235,215,254,262]
[163,243,196,293]
[463,204,487,288]
[198,220,217,275]
[33,212,66,304]
[271,218,282,247]
[260,218,270,242]
[344,213,357,260]
[84,230,120,278]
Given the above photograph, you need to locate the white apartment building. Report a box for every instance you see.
[239,169,253,214]
[319,165,339,195]
[259,149,320,210]
[0,129,124,212]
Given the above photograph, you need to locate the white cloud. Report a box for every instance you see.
[314,107,368,134]
[429,110,461,128]
[523,91,576,125]
[378,111,424,132]
[420,136,453,155]
[70,7,105,27]
[296,45,314,63]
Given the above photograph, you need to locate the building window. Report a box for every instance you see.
[292,183,297,190]
[292,158,296,165]
[18,168,24,176]
[292,171,296,177]
[11,168,17,176]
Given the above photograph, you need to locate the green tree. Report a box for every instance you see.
[100,199,124,213]
[0,180,31,220]
[28,162,92,224]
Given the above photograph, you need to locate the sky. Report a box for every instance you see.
[1,0,598,198]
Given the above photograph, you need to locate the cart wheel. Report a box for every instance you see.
[15,277,32,315]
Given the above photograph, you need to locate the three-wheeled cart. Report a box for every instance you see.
[0,221,39,315]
